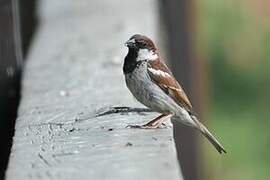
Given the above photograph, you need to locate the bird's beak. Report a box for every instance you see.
[125,39,135,47]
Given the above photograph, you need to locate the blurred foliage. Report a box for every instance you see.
[198,0,270,179]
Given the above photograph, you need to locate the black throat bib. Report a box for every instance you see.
[123,49,140,74]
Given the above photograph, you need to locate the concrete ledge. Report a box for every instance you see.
[6,0,183,179]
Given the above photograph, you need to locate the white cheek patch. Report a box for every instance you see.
[148,67,171,78]
[137,49,158,61]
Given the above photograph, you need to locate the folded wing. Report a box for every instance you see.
[147,59,193,112]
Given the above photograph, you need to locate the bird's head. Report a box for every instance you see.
[125,34,156,51]
[125,34,158,61]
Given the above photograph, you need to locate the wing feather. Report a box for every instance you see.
[147,60,193,112]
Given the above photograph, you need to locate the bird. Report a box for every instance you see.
[123,34,226,154]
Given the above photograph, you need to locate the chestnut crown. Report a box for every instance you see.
[125,34,156,51]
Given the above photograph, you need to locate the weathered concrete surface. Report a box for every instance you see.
[5,0,183,180]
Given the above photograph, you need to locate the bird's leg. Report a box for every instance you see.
[126,114,173,129]
[143,114,172,127]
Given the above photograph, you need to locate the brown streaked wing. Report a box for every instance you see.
[147,59,193,112]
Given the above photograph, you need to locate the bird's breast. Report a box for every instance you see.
[124,62,175,113]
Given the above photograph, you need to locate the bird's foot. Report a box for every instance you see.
[125,123,166,129]
[126,114,172,129]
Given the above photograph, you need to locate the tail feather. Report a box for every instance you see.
[192,116,226,154]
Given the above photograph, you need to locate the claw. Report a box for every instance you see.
[125,114,172,129]
[125,125,143,128]
[125,124,166,129]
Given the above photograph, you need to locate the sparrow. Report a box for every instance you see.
[123,34,226,154]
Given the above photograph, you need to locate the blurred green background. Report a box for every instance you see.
[199,0,270,179]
